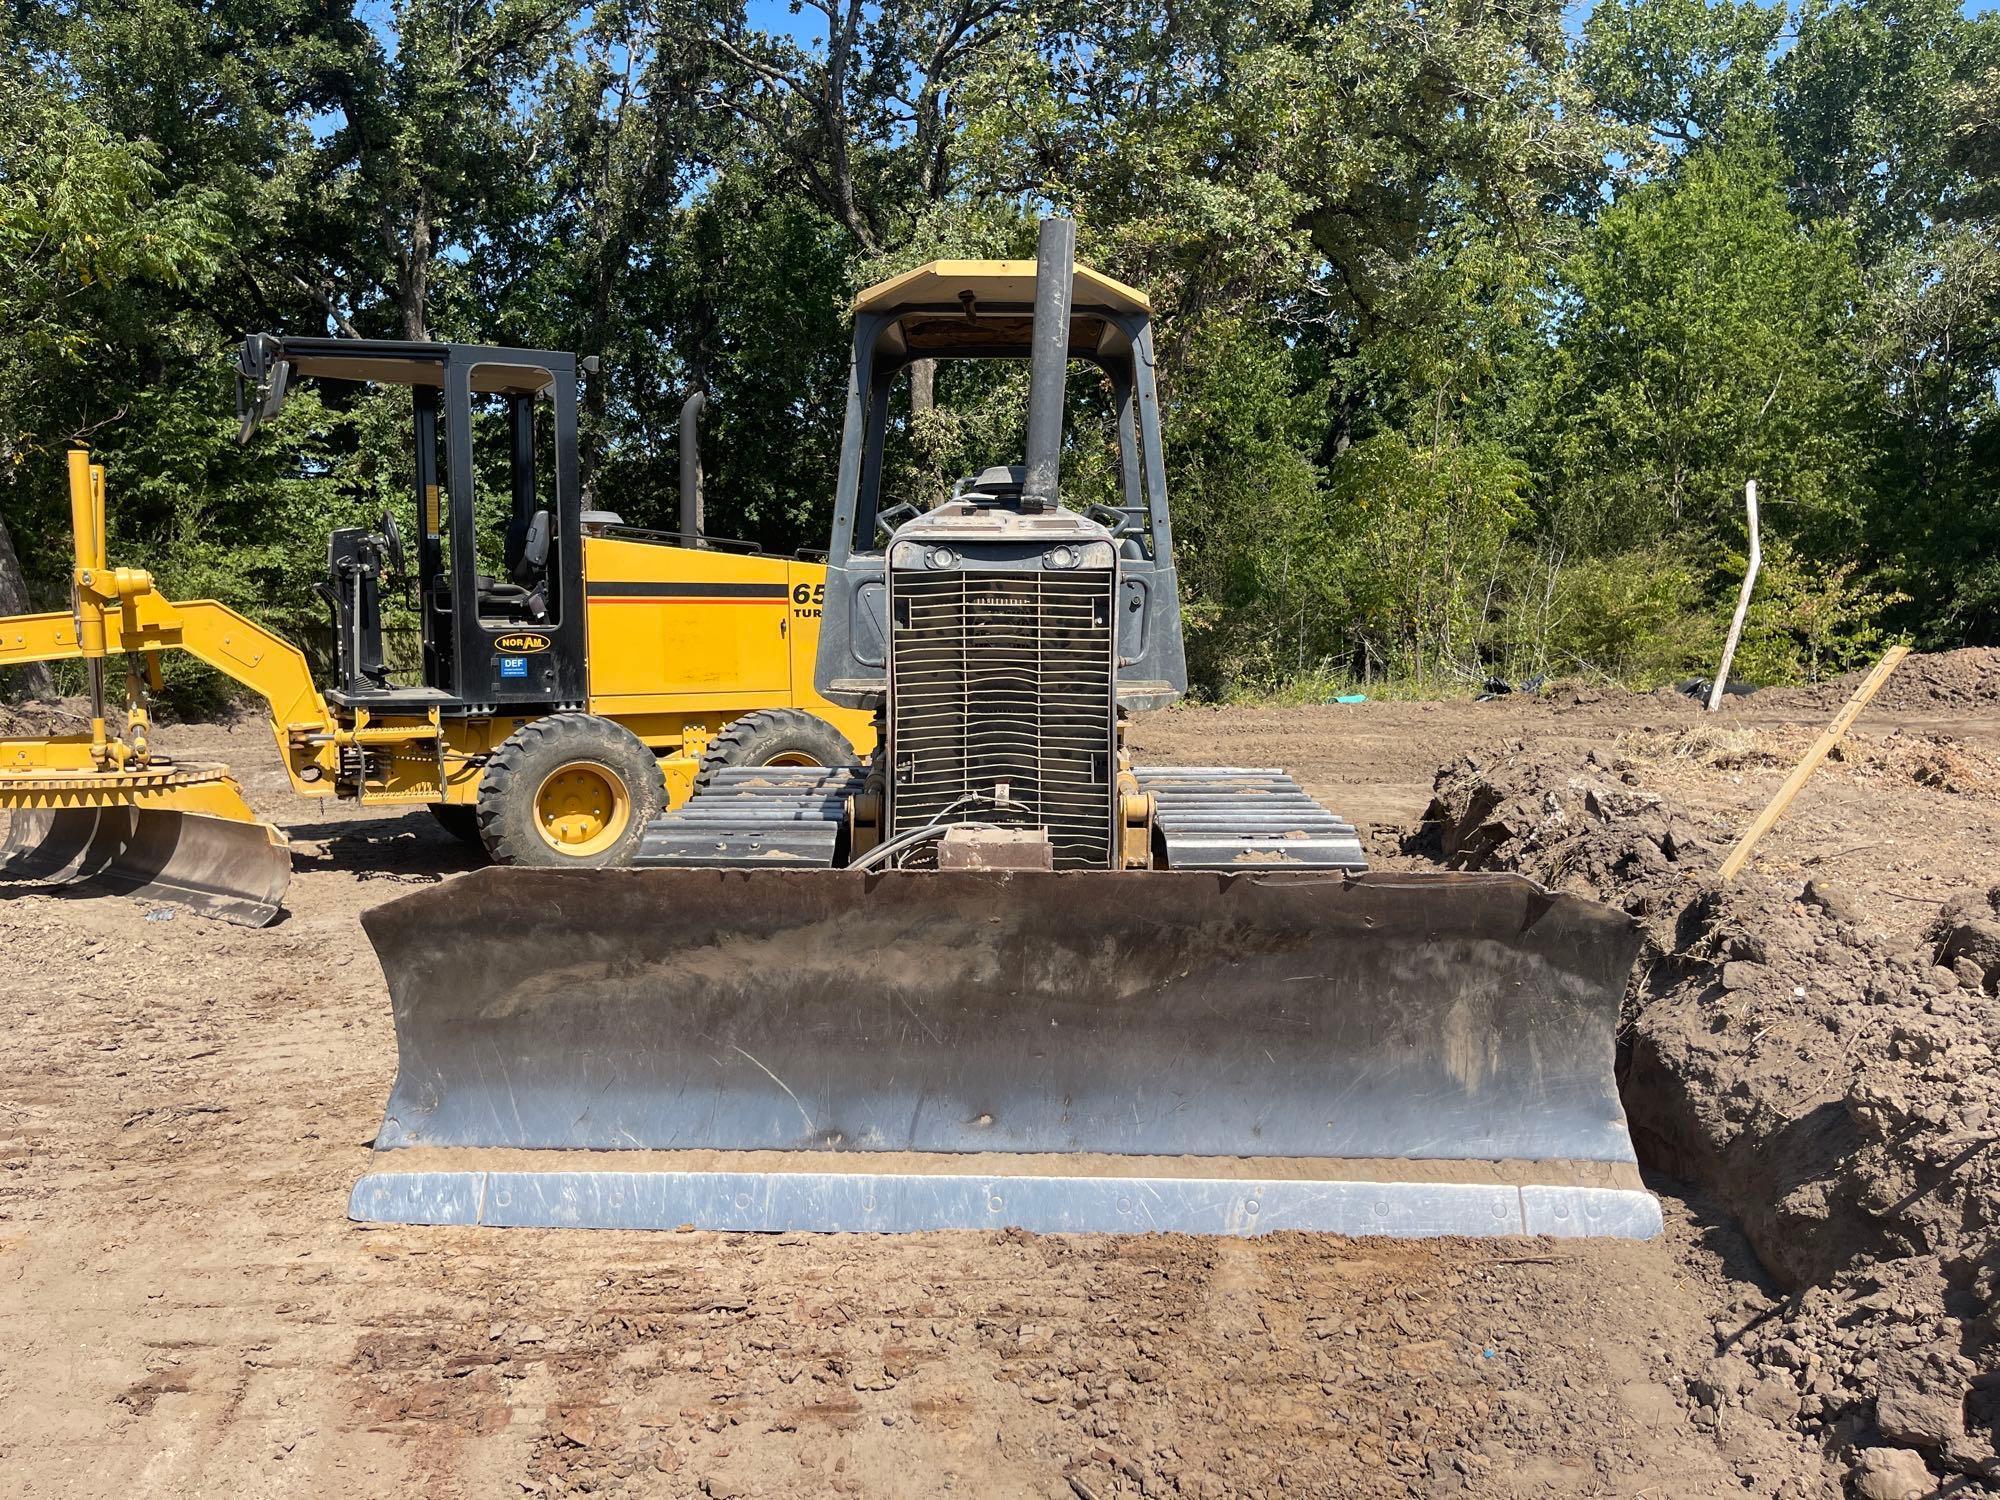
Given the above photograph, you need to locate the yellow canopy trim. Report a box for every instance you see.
[854,259,1151,317]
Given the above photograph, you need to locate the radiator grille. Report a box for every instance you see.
[888,568,1116,869]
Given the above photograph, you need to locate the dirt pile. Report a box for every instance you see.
[1414,745,2000,1490]
[0,698,87,737]
[1618,721,2000,802]
[1464,646,2000,719]
[1756,646,2000,715]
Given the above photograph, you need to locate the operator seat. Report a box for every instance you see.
[959,465,1027,504]
[478,509,550,622]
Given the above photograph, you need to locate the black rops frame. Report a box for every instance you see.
[237,334,588,714]
[813,301,1189,714]
[439,347,586,711]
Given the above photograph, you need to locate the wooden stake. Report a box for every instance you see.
[1709,479,1761,712]
[1718,643,1912,881]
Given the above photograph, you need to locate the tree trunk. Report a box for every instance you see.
[398,199,434,342]
[0,514,57,699]
[909,358,935,417]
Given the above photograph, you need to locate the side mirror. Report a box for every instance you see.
[379,509,407,581]
[262,360,291,420]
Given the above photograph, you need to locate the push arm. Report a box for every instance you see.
[0,452,338,794]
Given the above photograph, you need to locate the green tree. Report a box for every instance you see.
[703,0,1025,254]
[5,0,2000,711]
[1539,130,1876,565]
[1580,0,1783,149]
[305,0,584,340]
[1776,0,1993,257]
[0,55,229,693]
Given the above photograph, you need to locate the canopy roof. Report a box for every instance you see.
[256,336,562,395]
[854,259,1151,317]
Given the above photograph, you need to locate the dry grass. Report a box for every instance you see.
[1617,724,1798,770]
[1874,730,2000,801]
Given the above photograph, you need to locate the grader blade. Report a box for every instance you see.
[1,799,291,927]
[350,866,1659,1238]
[1,808,106,884]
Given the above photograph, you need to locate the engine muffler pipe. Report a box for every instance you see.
[679,389,706,544]
[1021,216,1076,514]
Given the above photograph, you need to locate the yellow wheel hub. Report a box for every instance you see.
[532,761,631,857]
[764,751,822,767]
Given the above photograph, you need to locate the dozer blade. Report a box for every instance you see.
[1,804,291,926]
[351,866,1659,1239]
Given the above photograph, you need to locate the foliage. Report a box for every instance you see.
[3,0,1999,711]
[1581,0,1784,148]
[1736,535,1910,683]
[1314,434,1533,689]
[1517,547,1717,687]
[1534,127,1878,585]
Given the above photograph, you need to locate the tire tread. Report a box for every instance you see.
[693,709,854,794]
[477,712,664,867]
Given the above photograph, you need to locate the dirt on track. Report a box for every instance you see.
[2,663,1998,1499]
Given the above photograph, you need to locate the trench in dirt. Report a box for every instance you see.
[1407,708,2000,1500]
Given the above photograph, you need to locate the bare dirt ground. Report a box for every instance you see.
[3,655,1997,1498]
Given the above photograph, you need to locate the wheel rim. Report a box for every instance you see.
[764,751,823,767]
[532,761,631,857]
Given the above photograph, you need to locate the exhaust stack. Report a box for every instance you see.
[679,389,705,543]
[1020,217,1076,513]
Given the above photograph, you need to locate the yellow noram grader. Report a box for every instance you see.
[0,339,871,923]
[348,221,1661,1241]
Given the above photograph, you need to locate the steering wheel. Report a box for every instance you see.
[379,508,408,581]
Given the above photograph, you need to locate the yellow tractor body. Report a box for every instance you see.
[1,352,873,924]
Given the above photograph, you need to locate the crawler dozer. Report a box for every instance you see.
[1,341,870,924]
[349,220,1661,1239]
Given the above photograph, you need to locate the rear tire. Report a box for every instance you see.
[477,712,665,868]
[426,802,482,846]
[694,709,855,792]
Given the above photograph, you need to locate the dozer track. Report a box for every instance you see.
[634,765,864,868]
[634,764,1366,873]
[1135,767,1366,870]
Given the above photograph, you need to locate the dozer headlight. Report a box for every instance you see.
[1045,541,1113,570]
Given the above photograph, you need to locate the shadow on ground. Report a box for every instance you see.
[282,812,486,880]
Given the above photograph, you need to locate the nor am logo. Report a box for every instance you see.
[494,632,553,654]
